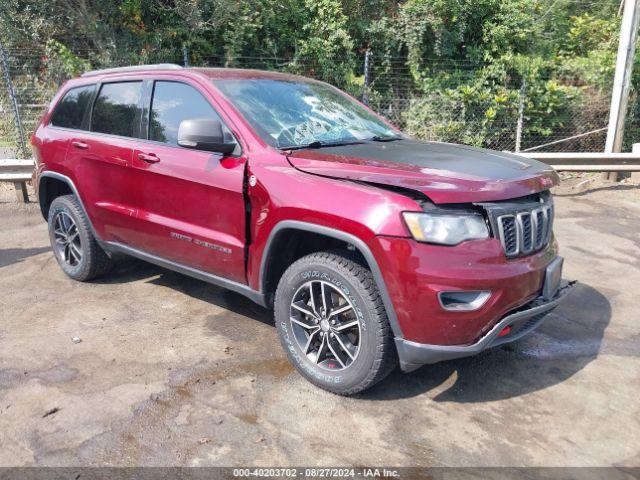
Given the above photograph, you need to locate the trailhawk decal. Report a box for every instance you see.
[169,231,232,254]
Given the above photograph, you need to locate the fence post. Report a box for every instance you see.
[603,0,640,181]
[182,44,189,67]
[0,43,27,158]
[362,49,371,105]
[515,77,526,152]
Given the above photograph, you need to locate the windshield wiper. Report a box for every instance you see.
[370,135,403,142]
[281,140,363,151]
[284,140,324,150]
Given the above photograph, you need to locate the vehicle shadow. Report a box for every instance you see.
[0,246,51,268]
[96,257,612,403]
[95,255,272,325]
[359,282,612,402]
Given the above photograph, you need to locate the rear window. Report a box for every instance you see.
[91,81,142,137]
[50,85,95,129]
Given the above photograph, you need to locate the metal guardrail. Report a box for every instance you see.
[0,158,33,179]
[1,149,638,205]
[520,152,640,171]
[0,159,33,202]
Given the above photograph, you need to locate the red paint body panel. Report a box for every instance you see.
[66,131,139,244]
[242,153,420,291]
[32,67,563,352]
[370,235,558,345]
[129,144,247,283]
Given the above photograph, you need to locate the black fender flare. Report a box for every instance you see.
[38,171,98,237]
[259,220,403,338]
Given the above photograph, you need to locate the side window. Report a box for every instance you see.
[91,81,142,137]
[50,85,95,129]
[149,81,227,146]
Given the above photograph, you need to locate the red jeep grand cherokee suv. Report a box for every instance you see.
[32,64,574,394]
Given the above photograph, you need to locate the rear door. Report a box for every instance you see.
[129,79,247,283]
[41,83,96,187]
[65,80,143,244]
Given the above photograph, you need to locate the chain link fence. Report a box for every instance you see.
[0,45,632,159]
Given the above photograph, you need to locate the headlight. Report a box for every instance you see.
[403,211,489,245]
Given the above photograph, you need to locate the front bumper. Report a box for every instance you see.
[372,235,561,345]
[395,280,576,372]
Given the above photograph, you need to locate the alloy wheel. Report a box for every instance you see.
[289,280,361,370]
[52,211,83,267]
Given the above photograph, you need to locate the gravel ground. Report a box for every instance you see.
[0,179,639,467]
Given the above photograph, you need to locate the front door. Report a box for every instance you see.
[129,80,247,284]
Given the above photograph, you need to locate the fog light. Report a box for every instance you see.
[438,290,491,312]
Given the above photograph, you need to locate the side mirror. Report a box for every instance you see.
[177,118,236,154]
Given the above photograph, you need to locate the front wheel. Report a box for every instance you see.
[274,251,397,395]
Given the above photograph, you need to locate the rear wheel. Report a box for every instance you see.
[275,250,397,395]
[47,195,111,281]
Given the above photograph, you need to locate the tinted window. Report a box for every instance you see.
[50,85,95,129]
[150,81,223,145]
[91,81,142,137]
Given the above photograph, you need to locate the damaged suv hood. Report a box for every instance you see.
[286,139,558,203]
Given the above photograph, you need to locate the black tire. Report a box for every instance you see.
[47,194,111,281]
[274,250,397,395]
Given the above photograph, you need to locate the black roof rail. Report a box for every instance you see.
[81,63,183,78]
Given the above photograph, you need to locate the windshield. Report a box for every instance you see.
[213,79,400,149]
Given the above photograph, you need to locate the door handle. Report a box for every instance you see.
[138,152,160,164]
[71,141,88,150]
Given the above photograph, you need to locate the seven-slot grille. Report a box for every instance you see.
[496,203,553,257]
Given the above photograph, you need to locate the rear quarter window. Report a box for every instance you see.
[50,84,95,129]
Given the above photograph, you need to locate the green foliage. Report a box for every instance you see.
[403,78,521,148]
[0,0,631,150]
[564,14,618,57]
[45,40,92,78]
[295,0,355,85]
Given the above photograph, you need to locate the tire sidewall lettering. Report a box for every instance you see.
[300,269,366,332]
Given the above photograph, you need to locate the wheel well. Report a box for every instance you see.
[262,229,366,306]
[38,176,72,219]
